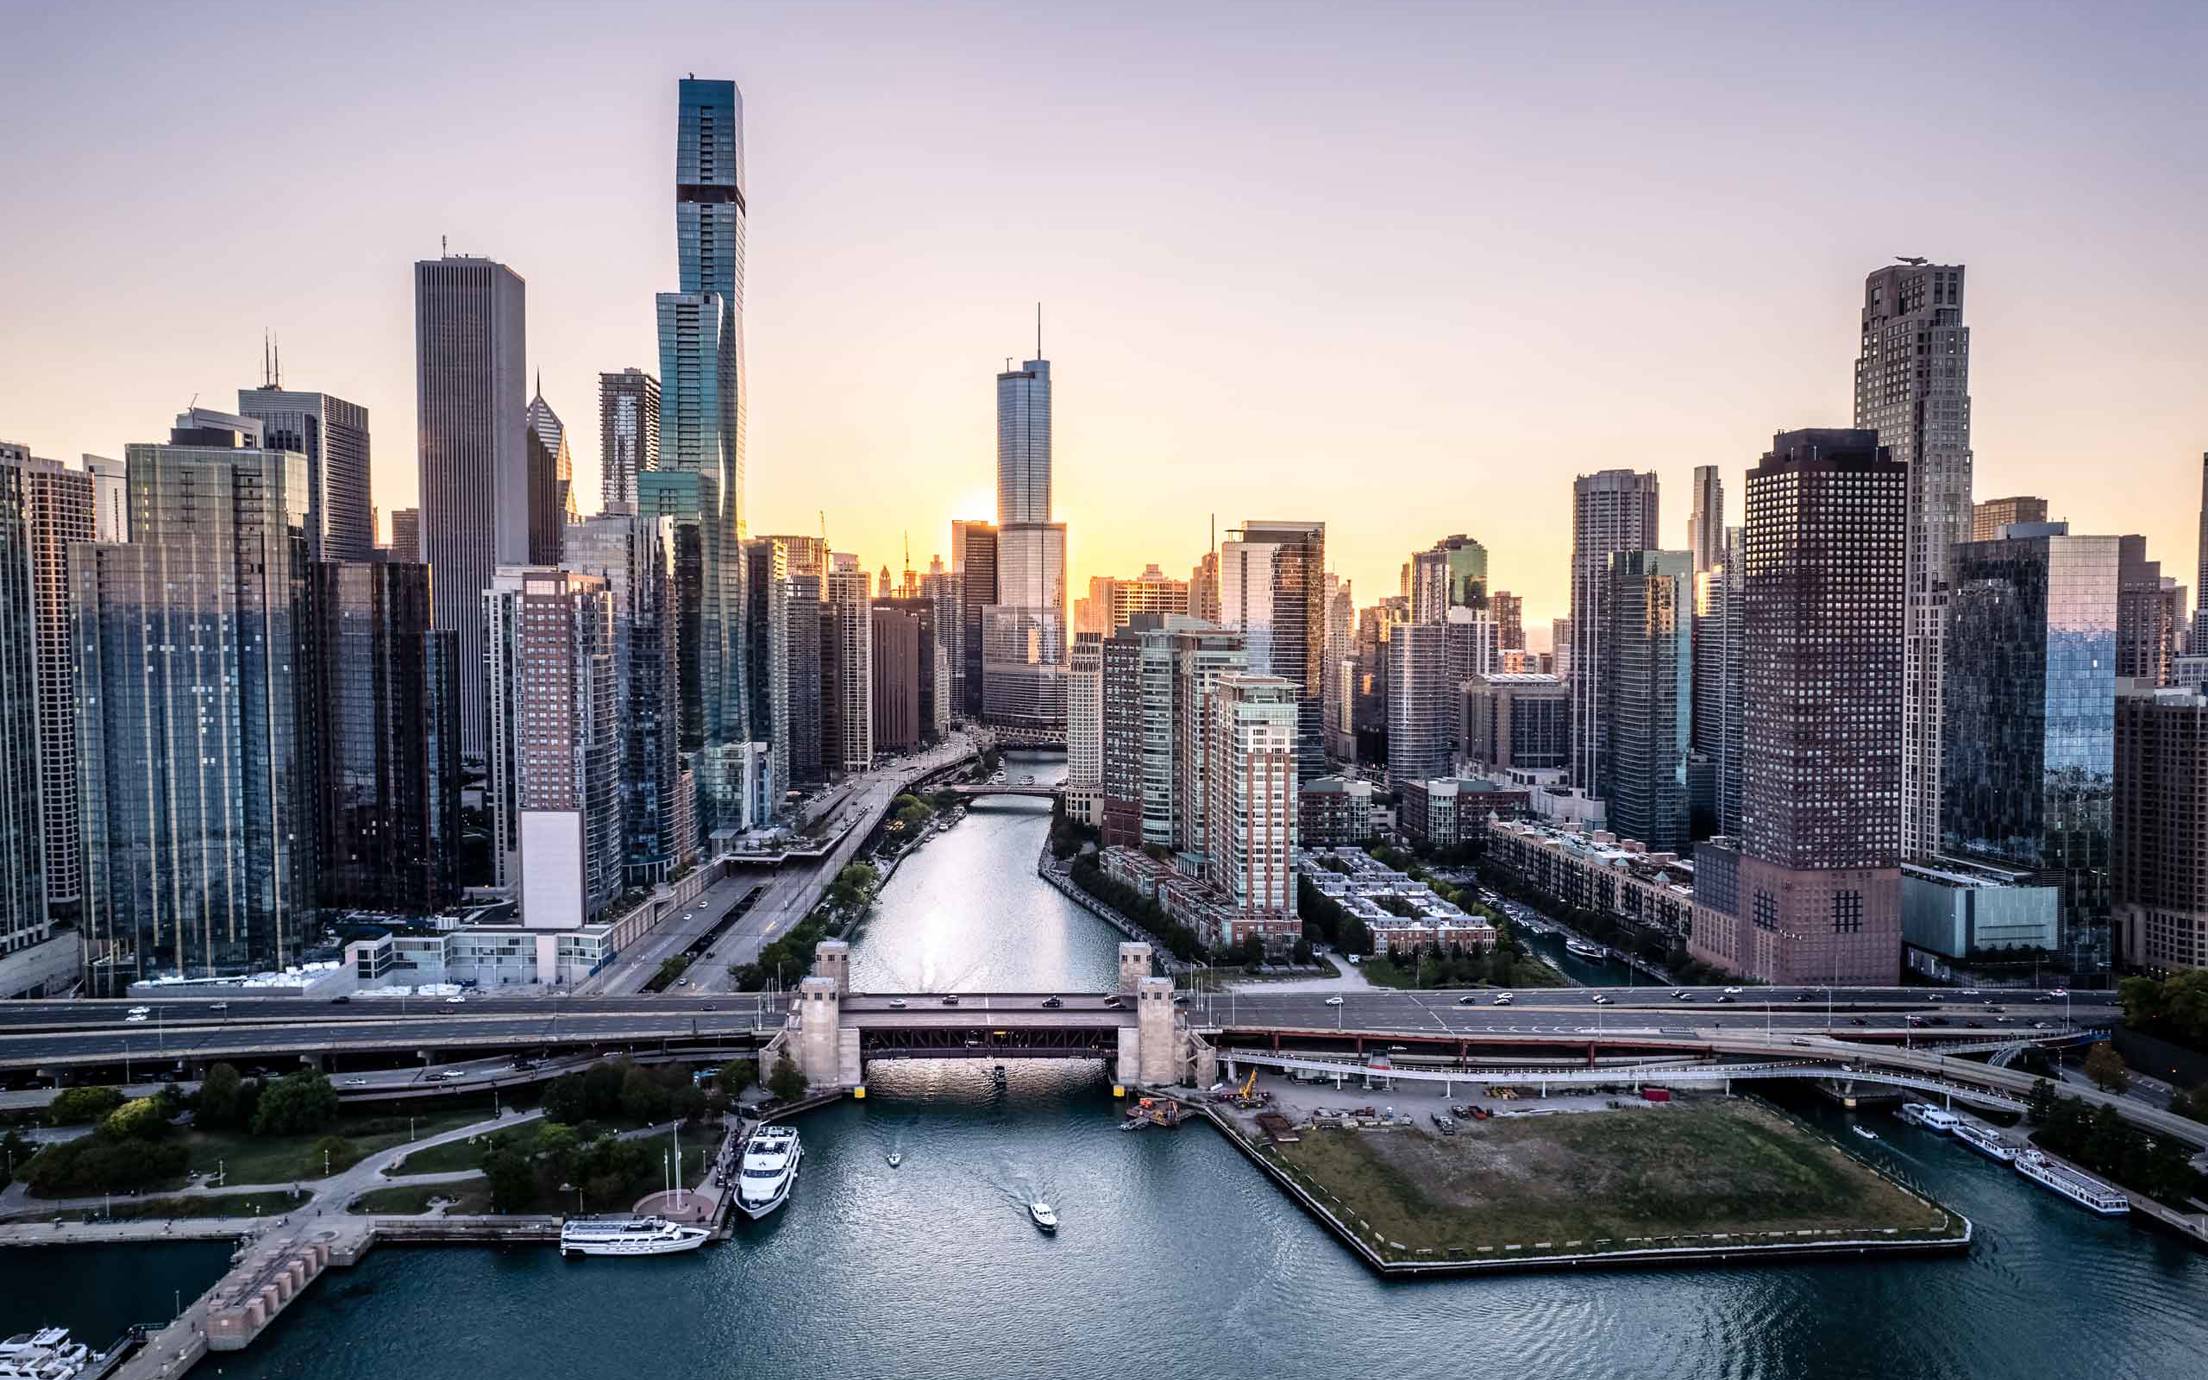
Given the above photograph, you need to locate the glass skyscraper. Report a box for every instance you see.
[0,450,49,954]
[75,423,316,986]
[237,385,373,563]
[983,356,1068,728]
[1602,549,1693,853]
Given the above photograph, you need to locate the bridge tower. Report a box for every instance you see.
[1117,942,1152,993]
[1134,976,1178,1085]
[816,939,851,995]
[793,976,860,1088]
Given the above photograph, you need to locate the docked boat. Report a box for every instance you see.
[558,1215,709,1258]
[1954,1121,2018,1163]
[736,1123,803,1219]
[1028,1201,1059,1233]
[0,1328,91,1380]
[1562,938,1606,961]
[1898,1103,1962,1134]
[2014,1150,2129,1216]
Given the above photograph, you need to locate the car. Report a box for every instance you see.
[940,994,960,1006]
[1849,1017,1869,1027]
[445,995,465,1004]
[1963,988,1981,996]
[1102,994,1122,1009]
[1493,993,1513,1006]
[331,995,351,1005]
[1987,1004,2006,1013]
[888,997,907,1009]
[1723,986,1742,995]
[208,1001,229,1013]
[342,1077,369,1087]
[1456,994,1480,1006]
[1041,995,1065,1009]
[675,978,690,987]
[2034,993,2055,1003]
[1172,993,1188,1005]
[1906,1015,1924,1026]
[126,1005,151,1017]
[1928,992,1945,1001]
[2032,1020,2053,1029]
[1716,994,1735,1003]
[1590,994,1613,1005]
[1793,991,1810,1001]
[1672,990,1691,1000]
[1386,1044,1408,1053]
[2050,988,2070,998]
[124,1011,148,1023]
[1325,996,1345,1007]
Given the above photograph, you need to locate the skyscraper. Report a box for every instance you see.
[1855,261,1971,858]
[388,508,420,565]
[416,253,527,759]
[1220,520,1327,775]
[824,557,873,773]
[75,419,317,986]
[0,451,51,951]
[1386,620,1453,797]
[743,537,796,799]
[1490,591,1524,653]
[483,567,621,928]
[1974,495,2048,543]
[2117,535,2181,686]
[1689,430,1905,985]
[313,561,459,914]
[238,384,374,562]
[983,353,1068,728]
[781,568,825,786]
[1171,622,1250,859]
[656,77,753,829]
[1202,673,1300,949]
[1602,549,1693,853]
[1691,527,1745,839]
[952,519,996,718]
[1944,523,2119,971]
[525,382,576,564]
[870,606,923,751]
[2115,684,2208,972]
[1687,465,1723,574]
[598,368,661,514]
[0,450,92,924]
[569,513,684,885]
[1569,469,1660,792]
[1066,632,1104,825]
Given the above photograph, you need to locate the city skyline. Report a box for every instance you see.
[6,5,2208,619]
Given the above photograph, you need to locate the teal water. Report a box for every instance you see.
[19,752,2208,1379]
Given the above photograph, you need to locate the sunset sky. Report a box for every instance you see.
[4,2,2206,625]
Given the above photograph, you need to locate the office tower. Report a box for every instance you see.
[1569,470,1660,792]
[416,253,527,760]
[313,561,459,913]
[75,421,316,985]
[238,384,373,561]
[1066,632,1104,822]
[1099,628,1148,847]
[1113,564,1189,632]
[983,354,1067,728]
[1073,577,1114,638]
[1855,261,1971,858]
[952,519,997,717]
[1550,616,1573,683]
[1462,672,1568,773]
[524,383,574,566]
[823,557,873,773]
[1322,575,1357,764]
[1491,591,1524,652]
[1219,520,1326,775]
[1386,621,1453,796]
[876,594,947,739]
[1944,523,2119,971]
[1601,550,1693,852]
[2114,684,2208,971]
[2198,454,2208,640]
[598,368,661,514]
[1974,495,2048,543]
[1691,527,1746,839]
[83,455,126,542]
[483,568,621,927]
[0,452,92,922]
[1171,622,1251,859]
[569,513,684,885]
[1687,465,1723,574]
[0,453,49,948]
[1409,534,1488,623]
[779,571,824,785]
[742,537,793,800]
[870,606,922,751]
[2117,536,2180,685]
[921,561,964,723]
[1689,430,1905,985]
[389,508,421,565]
[656,77,752,828]
[1189,549,1221,624]
[1202,673,1300,948]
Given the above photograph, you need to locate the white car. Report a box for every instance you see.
[1325,996,1345,1007]
[126,1005,151,1017]
[445,995,466,1004]
[1493,993,1513,1006]
[2049,988,2069,998]
[124,1011,149,1024]
[1723,986,1742,995]
[1590,994,1613,1005]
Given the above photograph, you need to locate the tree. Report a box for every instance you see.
[195,1063,249,1130]
[309,1135,356,1177]
[620,1064,674,1125]
[2026,1078,2057,1126]
[1292,937,1314,966]
[2083,1041,2131,1094]
[484,1148,538,1214]
[251,1070,339,1137]
[768,1052,807,1103]
[715,1059,757,1096]
[542,1073,591,1126]
[47,1086,125,1127]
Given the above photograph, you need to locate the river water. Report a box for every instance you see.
[15,750,2208,1379]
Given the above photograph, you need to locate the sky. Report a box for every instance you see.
[3,1,2206,627]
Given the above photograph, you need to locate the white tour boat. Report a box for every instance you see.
[0,1328,91,1380]
[737,1123,803,1219]
[2013,1150,2129,1216]
[559,1216,710,1258]
[1028,1201,1059,1233]
[1953,1121,2018,1163]
[1897,1103,1962,1134]
[1562,938,1607,961]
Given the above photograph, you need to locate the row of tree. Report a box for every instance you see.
[2118,971,2208,1051]
[2026,1078,2201,1208]
[727,862,880,992]
[540,1058,712,1128]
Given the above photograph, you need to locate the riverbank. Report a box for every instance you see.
[1209,1089,1968,1275]
[1035,844,1191,975]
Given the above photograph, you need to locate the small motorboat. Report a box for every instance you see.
[1028,1201,1059,1233]
[1852,1126,1879,1142]
[886,1152,903,1168]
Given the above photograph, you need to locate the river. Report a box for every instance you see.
[14,749,2208,1380]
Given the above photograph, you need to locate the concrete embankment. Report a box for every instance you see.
[1035,847,1189,975]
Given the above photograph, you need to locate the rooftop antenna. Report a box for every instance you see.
[441,233,447,258]
[272,334,281,389]
[818,509,827,546]
[1035,301,1042,360]
[262,331,272,389]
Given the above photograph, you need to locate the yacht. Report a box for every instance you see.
[886,1152,903,1168]
[737,1124,803,1219]
[0,1328,90,1380]
[1897,1103,1962,1134]
[2014,1150,2129,1216]
[1562,938,1606,961]
[1028,1201,1059,1233]
[1954,1121,2018,1163]
[559,1216,710,1258]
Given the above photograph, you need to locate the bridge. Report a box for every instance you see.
[936,781,1063,800]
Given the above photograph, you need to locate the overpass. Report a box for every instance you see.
[935,782,1063,800]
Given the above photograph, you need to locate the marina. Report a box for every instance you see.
[558,1217,711,1258]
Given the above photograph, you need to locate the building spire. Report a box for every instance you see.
[1035,301,1043,359]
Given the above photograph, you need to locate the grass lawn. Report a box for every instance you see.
[348,1181,494,1216]
[187,1100,501,1186]
[392,1127,717,1215]
[1360,953,1568,991]
[102,1190,308,1222]
[1269,1098,1958,1261]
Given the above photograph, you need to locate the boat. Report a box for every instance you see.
[1028,1201,1059,1233]
[0,1328,91,1380]
[2014,1150,2129,1216]
[558,1216,710,1258]
[886,1152,902,1168]
[1954,1121,2018,1163]
[736,1124,803,1220]
[1851,1125,1879,1142]
[1563,938,1606,961]
[990,1065,1008,1086]
[1897,1103,1962,1134]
